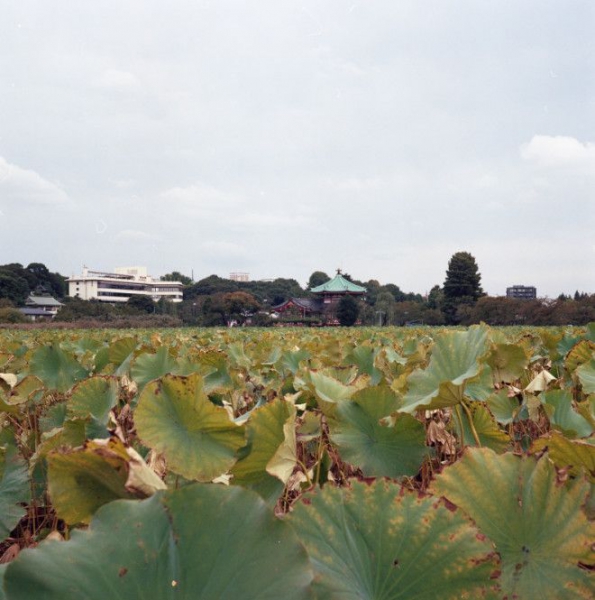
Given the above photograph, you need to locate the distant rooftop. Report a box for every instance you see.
[310,270,367,294]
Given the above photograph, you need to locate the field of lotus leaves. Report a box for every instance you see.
[0,324,594,598]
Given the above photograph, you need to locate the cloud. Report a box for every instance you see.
[520,135,595,171]
[200,241,246,258]
[160,183,241,216]
[0,156,72,207]
[95,68,140,90]
[116,229,162,242]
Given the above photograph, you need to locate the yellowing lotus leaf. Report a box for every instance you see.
[231,398,297,505]
[401,325,490,413]
[135,374,245,481]
[290,479,498,599]
[432,448,595,598]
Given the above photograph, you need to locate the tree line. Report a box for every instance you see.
[0,254,593,326]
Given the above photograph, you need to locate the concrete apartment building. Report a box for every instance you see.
[506,285,537,300]
[67,267,184,303]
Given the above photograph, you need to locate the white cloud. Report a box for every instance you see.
[96,68,140,90]
[520,135,595,171]
[200,241,246,258]
[161,183,241,216]
[0,156,72,207]
[116,229,162,242]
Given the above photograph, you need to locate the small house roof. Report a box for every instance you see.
[19,308,54,317]
[310,271,367,295]
[25,295,63,307]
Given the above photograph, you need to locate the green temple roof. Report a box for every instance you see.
[310,271,367,294]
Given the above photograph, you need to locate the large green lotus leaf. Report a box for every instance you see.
[135,374,245,481]
[130,347,180,389]
[345,345,383,386]
[486,389,520,425]
[586,323,595,342]
[29,345,88,393]
[107,336,139,375]
[289,479,497,600]
[451,404,510,453]
[329,386,429,478]
[488,343,529,383]
[199,351,234,391]
[401,325,490,413]
[542,390,593,438]
[68,376,119,426]
[279,348,311,375]
[432,448,595,598]
[0,445,30,540]
[576,359,595,394]
[4,484,313,600]
[231,399,296,505]
[47,439,137,524]
[465,364,495,401]
[532,432,595,482]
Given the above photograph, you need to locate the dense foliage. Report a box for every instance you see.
[0,324,593,597]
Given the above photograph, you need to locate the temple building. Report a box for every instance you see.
[272,270,366,325]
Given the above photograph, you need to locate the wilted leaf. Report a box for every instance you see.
[532,432,595,482]
[524,369,556,394]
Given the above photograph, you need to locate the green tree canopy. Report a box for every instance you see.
[160,271,192,285]
[307,271,329,290]
[127,295,156,314]
[442,252,484,324]
[336,295,359,326]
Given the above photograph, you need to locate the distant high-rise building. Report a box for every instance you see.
[230,272,250,282]
[506,285,536,300]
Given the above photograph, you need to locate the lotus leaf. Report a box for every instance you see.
[488,343,529,383]
[401,325,490,413]
[452,404,510,452]
[576,359,595,394]
[29,345,88,393]
[542,390,593,438]
[290,479,497,599]
[329,386,429,478]
[135,374,245,481]
[4,484,313,599]
[432,448,595,598]
[68,376,118,426]
[532,432,595,481]
[231,398,296,505]
[130,347,179,389]
[0,445,30,540]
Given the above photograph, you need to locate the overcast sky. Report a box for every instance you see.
[1,1,593,297]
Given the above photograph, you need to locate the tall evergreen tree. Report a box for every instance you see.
[442,252,484,324]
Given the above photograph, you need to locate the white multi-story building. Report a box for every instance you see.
[67,267,184,303]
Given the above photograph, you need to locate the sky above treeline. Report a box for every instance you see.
[1,1,593,298]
